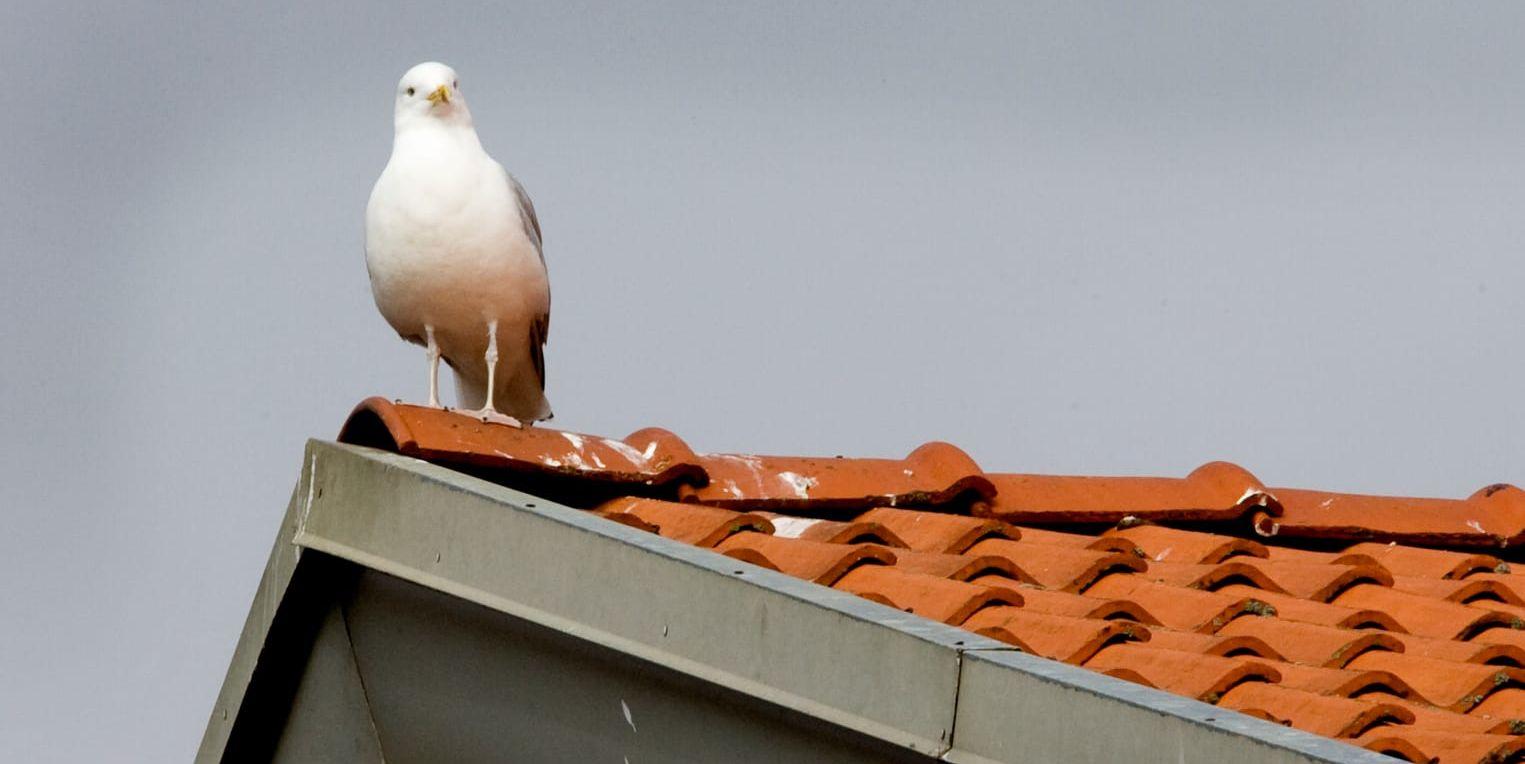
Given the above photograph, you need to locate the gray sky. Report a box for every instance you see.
[5,2,1525,760]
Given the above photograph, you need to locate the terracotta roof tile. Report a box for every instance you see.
[853,507,1017,553]
[1217,683,1414,738]
[966,539,1145,592]
[335,399,1525,763]
[982,462,1278,526]
[1274,485,1525,550]
[1356,729,1525,764]
[962,608,1149,664]
[713,533,893,585]
[595,497,771,547]
[1332,584,1522,639]
[753,513,909,547]
[1082,645,1279,702]
[832,566,1021,625]
[1214,618,1401,668]
[1084,576,1272,633]
[1104,524,1268,564]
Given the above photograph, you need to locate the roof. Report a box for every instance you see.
[329,397,1525,763]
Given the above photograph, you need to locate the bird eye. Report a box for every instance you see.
[406,87,415,96]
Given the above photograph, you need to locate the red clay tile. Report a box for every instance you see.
[339,398,706,487]
[966,539,1145,592]
[1141,630,1284,661]
[714,533,894,585]
[981,462,1279,525]
[1357,729,1525,764]
[596,511,659,534]
[1082,645,1279,702]
[1215,618,1401,668]
[1472,628,1525,652]
[1333,584,1521,639]
[1142,560,1285,594]
[962,608,1149,664]
[683,443,996,512]
[1345,651,1525,711]
[753,513,908,547]
[1012,526,1142,556]
[1338,542,1506,580]
[1104,524,1269,564]
[854,508,1017,553]
[1273,485,1525,550]
[1216,584,1405,632]
[1217,683,1414,739]
[1232,558,1394,602]
[832,566,1021,625]
[1468,573,1525,605]
[1469,687,1525,727]
[1002,586,1162,625]
[1268,662,1422,700]
[1084,576,1272,633]
[887,549,1033,584]
[1392,576,1525,607]
[595,497,772,547]
[1360,691,1504,734]
[1383,632,1525,667]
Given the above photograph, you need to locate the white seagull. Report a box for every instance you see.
[365,61,552,427]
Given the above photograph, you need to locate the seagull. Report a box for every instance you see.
[365,62,552,427]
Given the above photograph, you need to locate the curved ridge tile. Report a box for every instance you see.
[1274,485,1525,550]
[684,443,995,511]
[337,398,707,487]
[982,461,1279,525]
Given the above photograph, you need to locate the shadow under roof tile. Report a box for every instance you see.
[1338,543,1506,581]
[962,608,1149,664]
[339,398,706,487]
[1215,584,1405,632]
[1081,645,1279,702]
[594,497,772,547]
[714,532,894,585]
[831,566,1022,625]
[1357,728,1525,764]
[854,508,1017,553]
[1470,627,1525,652]
[1084,576,1272,633]
[1345,651,1525,711]
[1215,618,1401,669]
[1359,691,1504,735]
[1104,524,1269,565]
[982,461,1278,526]
[1218,683,1415,739]
[886,549,1033,584]
[966,539,1146,593]
[1010,526,1141,556]
[1392,576,1525,607]
[1142,560,1285,595]
[684,443,996,512]
[1268,661,1422,701]
[1333,584,1522,640]
[753,513,909,547]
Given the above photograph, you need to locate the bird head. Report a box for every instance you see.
[394,62,472,128]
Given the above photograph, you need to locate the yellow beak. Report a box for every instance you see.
[427,85,451,105]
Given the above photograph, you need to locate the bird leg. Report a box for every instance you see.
[471,319,524,428]
[425,325,442,408]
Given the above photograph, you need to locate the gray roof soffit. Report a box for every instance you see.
[201,439,1391,764]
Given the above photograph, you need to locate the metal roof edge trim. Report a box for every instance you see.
[203,439,1385,763]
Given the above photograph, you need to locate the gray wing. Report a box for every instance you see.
[510,173,549,391]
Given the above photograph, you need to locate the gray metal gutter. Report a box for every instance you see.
[199,440,1392,763]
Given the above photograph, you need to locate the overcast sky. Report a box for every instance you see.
[5,2,1525,760]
